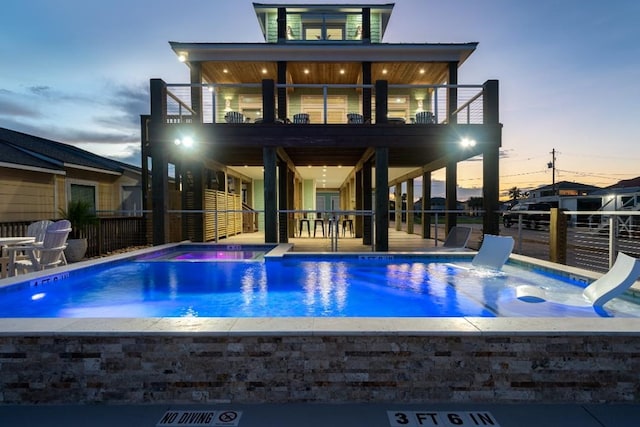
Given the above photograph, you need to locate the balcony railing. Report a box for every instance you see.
[163,82,486,125]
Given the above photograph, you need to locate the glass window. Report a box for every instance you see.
[70,184,96,212]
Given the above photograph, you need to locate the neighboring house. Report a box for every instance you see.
[0,127,142,222]
[596,177,640,212]
[143,3,503,249]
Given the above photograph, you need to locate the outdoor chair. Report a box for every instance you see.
[7,219,71,276]
[27,220,53,243]
[470,234,514,270]
[347,113,364,124]
[516,252,640,307]
[424,226,472,252]
[293,113,310,124]
[415,111,436,124]
[224,111,245,123]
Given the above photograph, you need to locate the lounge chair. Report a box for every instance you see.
[423,226,472,251]
[516,252,640,307]
[470,234,514,270]
[7,219,71,276]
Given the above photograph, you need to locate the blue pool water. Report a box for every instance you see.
[0,247,638,318]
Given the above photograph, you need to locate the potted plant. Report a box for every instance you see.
[60,200,98,262]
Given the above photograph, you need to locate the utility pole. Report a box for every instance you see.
[547,148,556,196]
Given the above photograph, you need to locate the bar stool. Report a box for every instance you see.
[342,216,354,237]
[299,215,311,237]
[313,213,325,237]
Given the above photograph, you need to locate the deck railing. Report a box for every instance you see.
[164,82,486,125]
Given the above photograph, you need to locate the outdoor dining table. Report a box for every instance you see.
[0,236,36,278]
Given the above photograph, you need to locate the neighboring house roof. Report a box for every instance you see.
[530,181,602,193]
[0,139,63,173]
[607,176,640,190]
[0,127,137,176]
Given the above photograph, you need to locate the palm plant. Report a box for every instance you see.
[59,200,98,239]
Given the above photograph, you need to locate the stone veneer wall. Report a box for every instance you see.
[1,333,639,404]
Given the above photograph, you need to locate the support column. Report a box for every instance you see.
[483,142,500,236]
[375,147,389,251]
[483,79,501,236]
[407,178,414,235]
[263,147,278,243]
[422,171,432,239]
[149,79,169,245]
[362,161,372,245]
[278,160,288,243]
[355,169,363,238]
[445,160,458,232]
[394,183,402,231]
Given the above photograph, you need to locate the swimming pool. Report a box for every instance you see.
[0,244,638,318]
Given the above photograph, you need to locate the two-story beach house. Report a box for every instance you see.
[142,2,502,250]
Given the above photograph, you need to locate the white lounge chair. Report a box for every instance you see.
[517,252,640,307]
[471,234,514,270]
[424,226,472,251]
[7,219,71,276]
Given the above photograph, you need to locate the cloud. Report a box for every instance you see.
[0,90,42,118]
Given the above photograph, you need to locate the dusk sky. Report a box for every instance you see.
[1,0,638,199]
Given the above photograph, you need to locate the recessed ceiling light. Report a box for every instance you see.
[419,69,425,74]
[340,69,345,74]
[223,68,228,73]
[304,69,309,74]
[382,69,388,74]
[262,68,267,74]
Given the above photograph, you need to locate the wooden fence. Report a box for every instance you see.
[0,217,148,259]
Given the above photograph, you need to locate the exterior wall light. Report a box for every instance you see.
[174,136,194,148]
[460,137,476,148]
[177,53,187,62]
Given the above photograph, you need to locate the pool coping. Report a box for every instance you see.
[1,242,640,337]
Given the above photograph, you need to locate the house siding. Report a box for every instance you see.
[0,168,56,221]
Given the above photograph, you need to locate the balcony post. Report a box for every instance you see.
[447,62,458,123]
[362,62,372,122]
[375,80,388,124]
[262,79,276,123]
[483,80,500,124]
[277,63,287,121]
[189,62,202,121]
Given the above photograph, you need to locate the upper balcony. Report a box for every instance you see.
[162,80,490,126]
